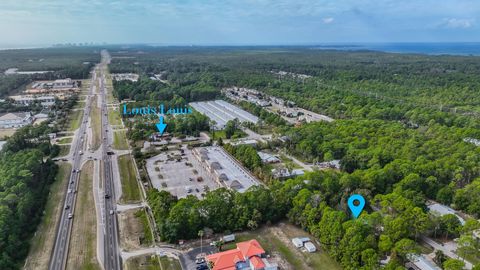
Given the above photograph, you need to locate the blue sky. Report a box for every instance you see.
[0,0,479,45]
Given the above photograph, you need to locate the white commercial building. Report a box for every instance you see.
[0,112,33,128]
[53,78,75,89]
[9,95,56,107]
[193,146,261,193]
[427,202,466,225]
[112,73,139,82]
[189,100,259,129]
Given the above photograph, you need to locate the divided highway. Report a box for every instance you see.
[99,50,122,270]
[50,50,121,270]
[49,64,95,270]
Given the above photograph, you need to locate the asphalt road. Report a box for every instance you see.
[179,246,216,270]
[49,63,95,270]
[99,50,122,270]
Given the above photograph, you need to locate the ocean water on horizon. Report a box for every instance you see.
[312,42,480,56]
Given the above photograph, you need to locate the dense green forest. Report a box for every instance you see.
[113,47,480,269]
[0,123,59,269]
[147,175,478,270]
[110,47,480,127]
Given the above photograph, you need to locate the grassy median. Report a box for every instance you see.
[66,161,101,270]
[108,109,123,126]
[113,130,129,150]
[67,110,83,131]
[118,154,141,203]
[91,98,102,150]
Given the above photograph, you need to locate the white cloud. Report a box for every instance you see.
[442,18,474,28]
[322,17,334,24]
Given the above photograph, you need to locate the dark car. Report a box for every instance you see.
[105,194,110,199]
[196,264,208,270]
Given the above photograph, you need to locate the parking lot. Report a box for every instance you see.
[146,145,219,198]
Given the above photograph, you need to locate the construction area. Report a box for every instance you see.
[189,100,259,129]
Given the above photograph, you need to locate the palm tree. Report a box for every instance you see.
[198,230,204,254]
[209,120,217,140]
[214,239,224,251]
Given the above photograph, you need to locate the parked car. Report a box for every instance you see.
[196,264,208,270]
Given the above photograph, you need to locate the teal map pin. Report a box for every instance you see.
[348,194,365,219]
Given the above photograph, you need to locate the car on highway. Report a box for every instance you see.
[105,194,110,199]
[67,189,72,194]
[65,205,70,210]
[109,210,114,215]
[68,213,73,219]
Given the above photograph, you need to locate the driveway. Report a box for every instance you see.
[180,246,216,270]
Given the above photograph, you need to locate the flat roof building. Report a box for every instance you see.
[271,168,304,180]
[112,73,139,82]
[53,78,75,89]
[193,146,261,193]
[190,100,259,129]
[258,152,281,164]
[427,202,465,225]
[0,112,33,129]
[9,95,56,107]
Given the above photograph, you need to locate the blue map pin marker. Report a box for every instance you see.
[348,194,365,219]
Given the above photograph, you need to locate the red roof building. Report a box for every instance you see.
[206,239,278,270]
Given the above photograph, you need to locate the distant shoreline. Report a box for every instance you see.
[1,42,479,56]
